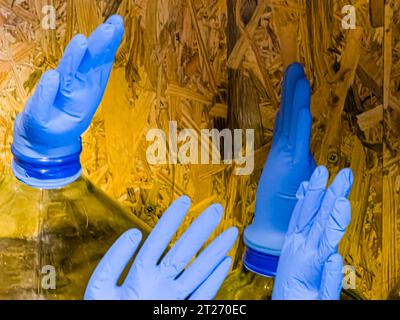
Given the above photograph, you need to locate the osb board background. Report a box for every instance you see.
[0,0,397,299]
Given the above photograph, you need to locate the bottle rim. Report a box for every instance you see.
[11,144,82,189]
[243,246,279,278]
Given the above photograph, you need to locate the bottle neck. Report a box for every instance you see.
[11,145,82,189]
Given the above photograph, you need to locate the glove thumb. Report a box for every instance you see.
[84,229,142,300]
[319,253,344,300]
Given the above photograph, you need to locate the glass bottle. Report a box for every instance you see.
[0,153,150,299]
[216,264,274,300]
[216,203,280,300]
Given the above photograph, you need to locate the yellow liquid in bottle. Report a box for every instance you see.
[216,264,275,300]
[0,175,150,300]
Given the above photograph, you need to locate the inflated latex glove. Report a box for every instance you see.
[84,196,238,300]
[243,63,316,276]
[11,15,124,188]
[272,166,353,300]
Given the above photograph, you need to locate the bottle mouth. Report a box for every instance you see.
[11,144,82,189]
[243,246,279,278]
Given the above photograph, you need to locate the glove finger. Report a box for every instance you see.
[189,257,232,300]
[78,22,119,74]
[293,109,312,164]
[287,181,308,234]
[318,197,351,263]
[56,34,88,90]
[289,78,311,150]
[104,15,125,63]
[132,196,191,268]
[280,63,305,137]
[25,70,60,123]
[176,227,238,297]
[308,169,353,247]
[84,229,142,299]
[295,166,328,234]
[319,253,344,300]
[159,204,223,279]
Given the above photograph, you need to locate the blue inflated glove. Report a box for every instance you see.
[243,63,316,276]
[272,166,353,300]
[11,15,124,189]
[84,196,239,300]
